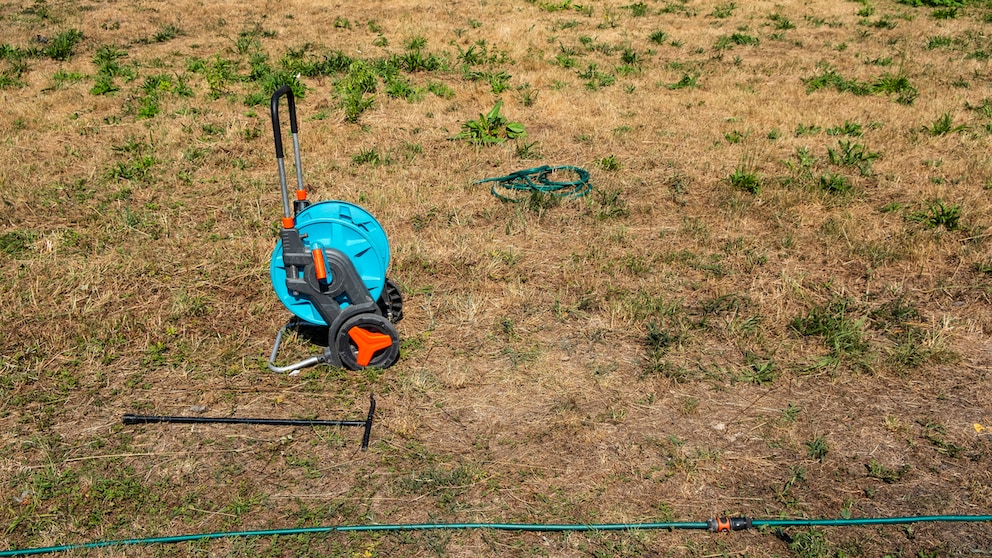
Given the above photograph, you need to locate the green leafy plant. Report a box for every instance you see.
[909,198,962,230]
[804,64,918,104]
[577,63,615,89]
[515,141,543,160]
[451,100,526,146]
[769,13,796,29]
[623,2,649,16]
[338,60,377,122]
[90,45,134,95]
[714,32,759,50]
[818,172,851,194]
[805,435,829,462]
[729,156,761,194]
[740,354,776,384]
[827,139,880,175]
[710,2,736,18]
[667,73,699,90]
[926,35,954,49]
[352,147,389,167]
[922,112,967,136]
[45,29,84,61]
[790,299,868,360]
[866,458,908,483]
[826,120,863,137]
[152,24,184,43]
[597,154,621,171]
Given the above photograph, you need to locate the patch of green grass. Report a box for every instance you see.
[577,63,615,89]
[818,172,851,194]
[515,140,543,159]
[710,2,736,18]
[1,230,34,257]
[623,2,650,17]
[871,71,918,104]
[466,69,512,94]
[597,154,621,171]
[926,35,954,49]
[789,529,831,558]
[789,299,868,361]
[90,45,134,95]
[805,435,829,462]
[827,139,880,176]
[922,112,967,135]
[50,68,84,88]
[826,120,863,137]
[714,32,759,50]
[0,57,28,88]
[804,64,918,104]
[866,458,908,483]
[457,40,512,66]
[44,29,84,61]
[930,6,960,18]
[909,198,962,230]
[729,157,761,194]
[666,72,698,90]
[352,147,390,167]
[152,24,184,43]
[769,12,795,30]
[593,187,630,219]
[643,319,688,378]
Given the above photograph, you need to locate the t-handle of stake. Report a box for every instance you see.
[361,394,377,451]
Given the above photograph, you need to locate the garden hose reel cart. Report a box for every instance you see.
[266,85,403,374]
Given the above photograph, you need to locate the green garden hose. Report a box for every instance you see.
[475,165,592,202]
[3,515,990,556]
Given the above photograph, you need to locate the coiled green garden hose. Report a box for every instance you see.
[475,165,592,202]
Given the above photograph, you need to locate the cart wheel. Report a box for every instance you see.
[335,313,400,370]
[377,278,404,324]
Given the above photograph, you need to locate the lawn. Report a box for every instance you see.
[1,0,991,556]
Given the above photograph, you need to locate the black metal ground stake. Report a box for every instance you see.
[123,394,377,450]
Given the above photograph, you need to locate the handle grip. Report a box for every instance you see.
[270,85,299,160]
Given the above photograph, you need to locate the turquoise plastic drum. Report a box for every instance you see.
[269,201,390,326]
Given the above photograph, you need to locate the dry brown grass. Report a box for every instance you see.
[2,0,992,556]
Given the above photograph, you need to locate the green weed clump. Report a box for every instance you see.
[451,100,526,145]
[922,112,967,136]
[909,198,962,230]
[338,60,377,122]
[45,29,84,60]
[789,299,869,364]
[91,45,135,95]
[804,63,918,104]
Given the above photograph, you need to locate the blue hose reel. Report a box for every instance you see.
[266,86,402,373]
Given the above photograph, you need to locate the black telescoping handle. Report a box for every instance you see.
[270,84,299,160]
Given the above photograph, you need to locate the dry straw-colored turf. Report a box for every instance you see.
[2,0,991,556]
